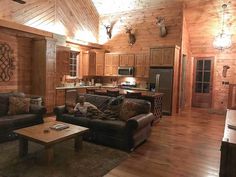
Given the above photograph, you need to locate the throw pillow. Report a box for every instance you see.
[102,95,125,120]
[86,106,103,119]
[119,100,143,121]
[8,96,30,115]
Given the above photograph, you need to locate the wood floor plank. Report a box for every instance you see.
[105,108,225,177]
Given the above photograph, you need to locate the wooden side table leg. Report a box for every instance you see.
[45,146,54,164]
[19,137,28,157]
[74,135,83,151]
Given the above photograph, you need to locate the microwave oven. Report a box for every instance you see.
[118,67,134,76]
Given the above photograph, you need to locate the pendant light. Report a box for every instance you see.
[213,3,232,50]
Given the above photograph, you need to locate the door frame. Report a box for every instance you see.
[192,56,215,108]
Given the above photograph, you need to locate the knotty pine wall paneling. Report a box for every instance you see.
[180,9,193,109]
[99,1,183,53]
[0,29,32,94]
[32,38,57,113]
[184,1,236,111]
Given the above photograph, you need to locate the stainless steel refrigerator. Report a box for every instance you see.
[149,67,173,115]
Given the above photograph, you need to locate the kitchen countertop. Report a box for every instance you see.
[55,85,148,91]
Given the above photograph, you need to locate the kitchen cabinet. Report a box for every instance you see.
[150,47,175,66]
[135,53,149,78]
[93,50,105,76]
[104,53,119,76]
[82,51,96,76]
[119,54,135,67]
[56,46,70,86]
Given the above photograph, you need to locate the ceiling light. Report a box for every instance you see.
[213,4,232,50]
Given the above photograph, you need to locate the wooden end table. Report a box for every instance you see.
[14,121,89,164]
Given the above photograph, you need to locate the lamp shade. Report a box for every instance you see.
[213,33,232,50]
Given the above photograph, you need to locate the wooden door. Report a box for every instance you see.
[150,48,162,66]
[162,48,174,66]
[95,51,104,76]
[88,51,96,76]
[120,54,134,66]
[135,53,149,78]
[104,54,113,76]
[82,52,89,76]
[192,57,214,108]
[111,54,119,76]
[56,46,70,86]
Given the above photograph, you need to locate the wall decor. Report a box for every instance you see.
[125,27,136,45]
[156,16,167,37]
[0,42,15,82]
[222,65,230,78]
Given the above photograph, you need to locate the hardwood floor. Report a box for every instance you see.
[105,108,225,177]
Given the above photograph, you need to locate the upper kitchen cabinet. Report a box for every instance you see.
[135,53,149,78]
[56,46,70,85]
[150,46,178,67]
[119,54,135,67]
[104,53,120,76]
[92,50,105,76]
[81,51,96,76]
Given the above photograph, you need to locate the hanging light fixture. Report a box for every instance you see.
[213,3,232,50]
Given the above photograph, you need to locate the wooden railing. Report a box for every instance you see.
[228,84,236,109]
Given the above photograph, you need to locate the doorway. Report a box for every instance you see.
[192,57,214,108]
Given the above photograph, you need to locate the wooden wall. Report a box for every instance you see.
[0,0,99,43]
[0,29,32,94]
[181,9,193,109]
[99,1,183,53]
[185,1,236,111]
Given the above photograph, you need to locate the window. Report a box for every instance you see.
[195,59,212,93]
[69,51,79,77]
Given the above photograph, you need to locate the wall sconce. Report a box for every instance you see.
[156,16,167,37]
[125,27,136,45]
[213,3,232,50]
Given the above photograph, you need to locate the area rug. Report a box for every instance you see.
[0,140,128,177]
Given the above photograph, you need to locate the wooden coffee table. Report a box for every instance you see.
[14,121,89,163]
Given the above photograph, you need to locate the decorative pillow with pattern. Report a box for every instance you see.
[101,95,125,120]
[119,100,143,121]
[8,96,30,115]
[86,106,103,119]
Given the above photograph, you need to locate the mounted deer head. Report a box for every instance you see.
[104,25,112,39]
[222,65,230,78]
[125,27,136,45]
[156,17,167,37]
[103,21,116,39]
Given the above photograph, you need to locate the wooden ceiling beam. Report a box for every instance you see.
[0,19,53,38]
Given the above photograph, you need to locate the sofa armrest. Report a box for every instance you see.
[127,113,154,130]
[54,105,66,117]
[29,105,47,115]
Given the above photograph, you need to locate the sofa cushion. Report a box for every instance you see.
[0,93,10,117]
[0,114,37,129]
[61,114,90,127]
[90,119,126,136]
[8,96,30,115]
[119,99,150,121]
